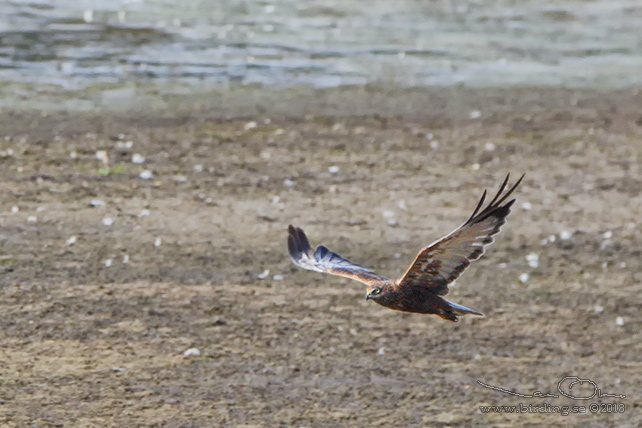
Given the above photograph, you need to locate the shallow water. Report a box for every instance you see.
[1,0,641,108]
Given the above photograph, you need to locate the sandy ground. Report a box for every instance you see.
[0,86,640,427]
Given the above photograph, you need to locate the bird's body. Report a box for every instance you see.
[288,174,524,322]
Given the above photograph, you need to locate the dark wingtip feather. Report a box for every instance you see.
[468,173,524,225]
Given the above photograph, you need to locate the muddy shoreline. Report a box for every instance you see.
[0,86,640,426]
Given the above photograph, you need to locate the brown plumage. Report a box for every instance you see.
[288,173,524,322]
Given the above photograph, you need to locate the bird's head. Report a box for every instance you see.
[365,285,385,301]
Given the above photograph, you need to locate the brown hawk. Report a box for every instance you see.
[288,173,524,322]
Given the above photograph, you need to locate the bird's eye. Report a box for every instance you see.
[371,288,382,296]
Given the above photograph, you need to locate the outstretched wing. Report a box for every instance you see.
[288,225,391,286]
[397,173,524,295]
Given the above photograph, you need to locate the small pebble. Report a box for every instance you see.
[273,275,284,281]
[66,236,77,246]
[112,367,126,372]
[27,216,37,223]
[122,254,130,264]
[257,269,270,279]
[95,150,108,162]
[139,170,154,180]
[11,206,19,214]
[519,273,529,283]
[521,202,532,211]
[102,217,114,227]
[601,231,612,239]
[378,347,385,356]
[328,166,340,174]
[593,305,604,313]
[154,237,162,247]
[387,220,399,227]
[244,121,257,131]
[271,196,281,204]
[90,199,105,207]
[115,140,133,149]
[560,230,572,240]
[471,163,480,171]
[484,142,496,151]
[397,200,407,210]
[469,110,482,119]
[429,140,439,149]
[184,348,201,357]
[615,317,624,326]
[382,211,395,218]
[284,179,295,187]
[525,253,539,268]
[139,209,151,217]
[104,259,112,267]
[132,153,145,164]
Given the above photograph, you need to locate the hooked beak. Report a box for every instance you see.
[365,294,372,301]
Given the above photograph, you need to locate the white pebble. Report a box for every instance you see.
[601,231,612,239]
[11,206,19,214]
[102,217,114,226]
[95,150,108,162]
[469,110,482,119]
[593,305,604,313]
[273,274,284,281]
[193,164,203,173]
[104,259,112,267]
[560,230,572,240]
[27,216,37,223]
[525,253,539,268]
[328,166,340,174]
[90,199,105,207]
[521,202,532,211]
[471,163,480,171]
[139,170,154,180]
[382,211,395,218]
[112,367,126,372]
[548,235,556,243]
[271,196,281,204]
[244,121,257,131]
[519,273,529,283]
[139,209,151,217]
[378,347,385,356]
[116,140,133,149]
[387,220,399,227]
[70,151,78,159]
[36,207,45,213]
[184,348,201,357]
[257,269,270,279]
[283,179,295,187]
[132,153,145,164]
[154,237,162,247]
[394,253,401,259]
[484,142,496,151]
[66,236,77,246]
[122,254,130,264]
[429,140,439,149]
[397,200,407,210]
[615,317,624,326]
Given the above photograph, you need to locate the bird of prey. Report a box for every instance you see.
[287,173,524,322]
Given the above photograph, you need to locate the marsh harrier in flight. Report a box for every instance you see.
[288,174,524,322]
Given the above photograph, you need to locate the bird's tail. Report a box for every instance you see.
[443,298,484,321]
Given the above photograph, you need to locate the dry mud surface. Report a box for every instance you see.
[0,87,640,427]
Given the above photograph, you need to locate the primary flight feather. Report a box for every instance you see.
[288,173,524,322]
